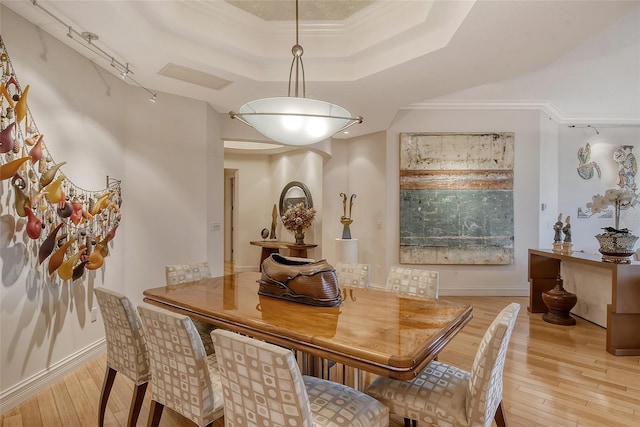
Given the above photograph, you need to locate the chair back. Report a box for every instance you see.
[466,303,520,427]
[335,262,370,288]
[94,288,150,385]
[385,266,439,299]
[137,304,223,426]
[212,329,314,427]
[165,261,211,285]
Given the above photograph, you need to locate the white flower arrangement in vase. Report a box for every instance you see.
[586,187,639,262]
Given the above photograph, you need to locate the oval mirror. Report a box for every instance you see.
[279,181,313,219]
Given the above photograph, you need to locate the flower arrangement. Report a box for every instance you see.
[587,187,638,231]
[281,202,316,232]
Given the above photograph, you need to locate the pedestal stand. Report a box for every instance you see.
[335,238,358,263]
[542,274,577,325]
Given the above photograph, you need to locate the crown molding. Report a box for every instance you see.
[405,100,640,126]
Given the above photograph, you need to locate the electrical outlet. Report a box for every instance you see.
[90,307,98,323]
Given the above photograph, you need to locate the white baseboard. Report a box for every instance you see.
[234,265,260,273]
[439,287,529,297]
[0,338,106,415]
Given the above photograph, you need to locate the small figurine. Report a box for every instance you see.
[562,216,572,254]
[553,213,563,252]
[562,216,572,243]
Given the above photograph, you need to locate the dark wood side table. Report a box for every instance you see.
[250,241,318,269]
[528,249,640,356]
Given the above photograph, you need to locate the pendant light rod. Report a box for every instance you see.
[288,0,305,98]
[229,0,363,146]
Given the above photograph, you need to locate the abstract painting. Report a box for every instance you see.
[399,132,515,264]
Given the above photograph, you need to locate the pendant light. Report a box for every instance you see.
[229,0,362,146]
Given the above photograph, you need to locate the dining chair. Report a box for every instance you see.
[335,262,371,288]
[364,302,521,427]
[137,304,224,427]
[165,261,216,354]
[211,328,390,427]
[93,287,150,427]
[385,266,439,299]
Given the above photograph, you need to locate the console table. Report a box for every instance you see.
[528,249,640,356]
[250,241,317,269]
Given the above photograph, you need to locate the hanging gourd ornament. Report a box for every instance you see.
[14,84,29,123]
[48,238,75,275]
[25,206,42,239]
[0,156,30,180]
[70,198,84,225]
[29,134,43,163]
[58,246,85,280]
[56,194,72,218]
[85,243,105,270]
[91,192,111,215]
[44,174,65,204]
[39,161,66,187]
[38,222,64,264]
[11,175,30,217]
[0,121,15,153]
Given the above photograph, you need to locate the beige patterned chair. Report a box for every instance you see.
[211,328,390,427]
[165,261,216,355]
[385,266,439,299]
[137,304,224,427]
[335,262,371,288]
[94,288,150,427]
[364,303,521,427]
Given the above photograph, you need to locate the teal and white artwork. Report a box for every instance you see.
[399,132,515,264]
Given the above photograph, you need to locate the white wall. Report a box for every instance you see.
[322,132,387,284]
[1,6,223,411]
[384,109,542,295]
[557,127,640,253]
[1,7,126,406]
[224,153,273,271]
[223,150,325,270]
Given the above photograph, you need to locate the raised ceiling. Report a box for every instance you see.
[3,0,636,140]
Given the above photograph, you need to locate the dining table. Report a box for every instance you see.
[142,271,473,381]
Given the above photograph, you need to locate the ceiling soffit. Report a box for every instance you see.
[128,0,474,82]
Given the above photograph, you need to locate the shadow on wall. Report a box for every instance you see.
[1,213,98,374]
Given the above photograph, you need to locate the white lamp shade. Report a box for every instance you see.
[236,97,360,146]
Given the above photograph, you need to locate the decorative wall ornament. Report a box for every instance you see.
[614,145,637,191]
[0,36,122,284]
[399,132,514,264]
[576,142,601,180]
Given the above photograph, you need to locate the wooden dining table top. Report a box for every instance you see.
[143,271,473,380]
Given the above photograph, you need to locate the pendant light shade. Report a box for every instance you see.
[232,97,361,146]
[229,0,362,146]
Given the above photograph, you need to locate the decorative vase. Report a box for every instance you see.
[595,232,638,264]
[542,274,577,326]
[294,227,305,245]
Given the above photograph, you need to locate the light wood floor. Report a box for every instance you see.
[2,294,639,426]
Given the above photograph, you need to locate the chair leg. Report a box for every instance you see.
[404,418,417,427]
[98,367,117,427]
[146,400,164,427]
[127,382,148,427]
[494,400,508,427]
